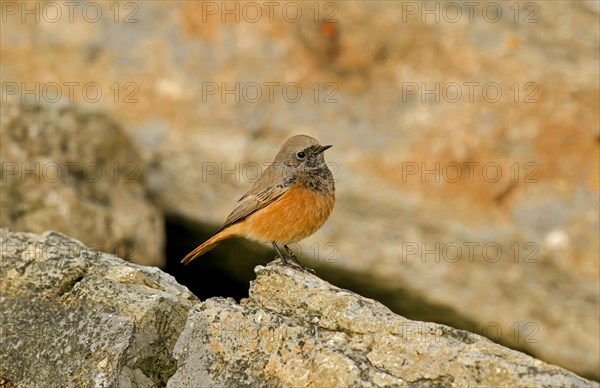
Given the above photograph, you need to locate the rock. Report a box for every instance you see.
[169,263,597,388]
[1,228,596,387]
[0,103,165,267]
[1,2,598,378]
[0,228,197,387]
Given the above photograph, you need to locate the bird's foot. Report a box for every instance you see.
[279,257,316,274]
[272,243,316,274]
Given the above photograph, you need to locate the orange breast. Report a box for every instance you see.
[241,184,334,244]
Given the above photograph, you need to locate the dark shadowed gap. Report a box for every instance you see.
[164,216,271,301]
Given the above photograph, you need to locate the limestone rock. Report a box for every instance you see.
[0,103,165,266]
[1,228,596,387]
[0,228,197,387]
[171,263,595,387]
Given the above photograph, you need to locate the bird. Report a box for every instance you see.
[181,134,335,269]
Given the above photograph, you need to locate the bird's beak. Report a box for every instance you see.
[316,145,332,154]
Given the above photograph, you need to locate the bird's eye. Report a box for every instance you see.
[296,151,306,159]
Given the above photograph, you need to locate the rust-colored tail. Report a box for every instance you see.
[181,227,237,265]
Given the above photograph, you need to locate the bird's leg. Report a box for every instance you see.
[284,244,316,274]
[272,242,315,273]
[272,242,292,265]
[283,245,299,263]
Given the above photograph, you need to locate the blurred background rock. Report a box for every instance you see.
[1,0,598,380]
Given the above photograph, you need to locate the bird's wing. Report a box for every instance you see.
[217,176,295,232]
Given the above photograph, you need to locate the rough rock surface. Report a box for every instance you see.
[0,103,165,266]
[3,2,597,377]
[1,229,596,387]
[170,263,597,388]
[0,228,196,387]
